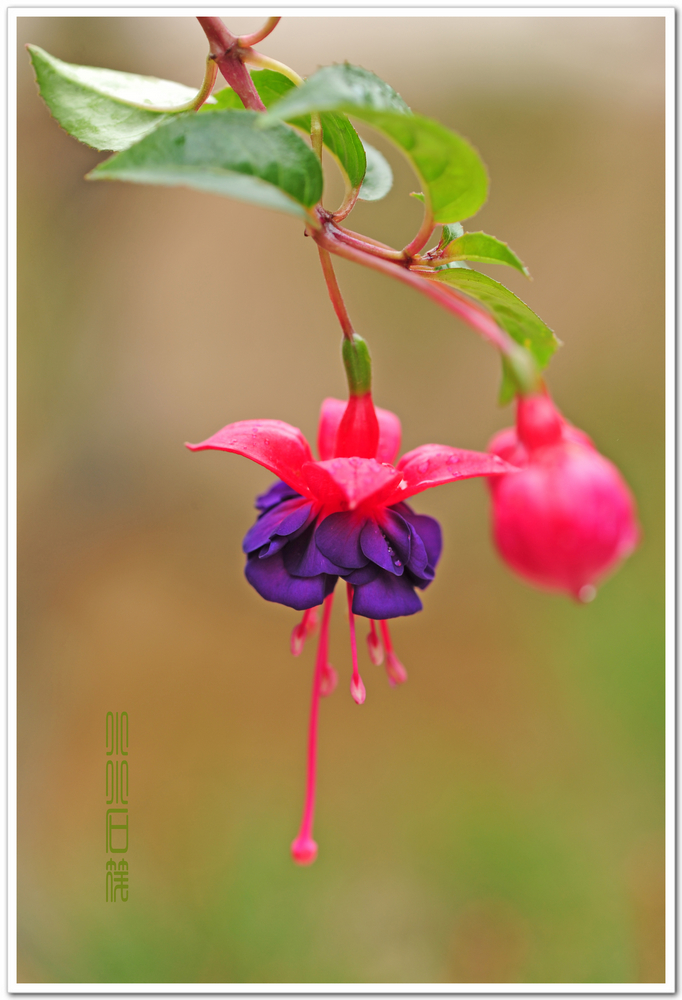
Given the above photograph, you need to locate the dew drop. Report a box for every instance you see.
[394,559,402,567]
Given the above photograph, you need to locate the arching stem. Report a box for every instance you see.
[237,17,281,48]
[317,248,355,341]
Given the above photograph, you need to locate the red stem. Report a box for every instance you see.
[196,16,265,111]
[317,247,355,340]
[314,224,518,359]
[333,227,404,263]
[238,17,281,48]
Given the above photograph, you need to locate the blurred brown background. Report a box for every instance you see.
[17,14,665,985]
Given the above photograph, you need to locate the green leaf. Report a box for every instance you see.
[431,267,560,392]
[440,223,464,247]
[89,110,323,222]
[440,232,529,276]
[358,142,393,201]
[265,64,488,223]
[27,44,209,151]
[204,71,366,193]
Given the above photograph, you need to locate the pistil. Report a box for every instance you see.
[291,592,335,865]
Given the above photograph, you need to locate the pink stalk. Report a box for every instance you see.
[346,584,366,704]
[196,16,266,111]
[379,620,408,686]
[291,593,335,865]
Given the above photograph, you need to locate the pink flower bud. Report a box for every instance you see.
[488,394,639,600]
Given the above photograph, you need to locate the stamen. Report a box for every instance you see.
[291,593,334,866]
[366,619,384,666]
[379,620,408,687]
[346,584,366,704]
[319,662,338,697]
[290,606,319,656]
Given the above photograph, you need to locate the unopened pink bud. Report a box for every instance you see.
[488,393,639,599]
[291,835,318,865]
[385,651,407,686]
[366,621,384,666]
[319,662,338,697]
[350,675,366,705]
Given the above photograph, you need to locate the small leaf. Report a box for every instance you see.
[439,223,464,247]
[410,192,425,203]
[89,110,323,222]
[358,142,393,201]
[204,71,366,193]
[440,232,529,276]
[264,63,411,119]
[27,44,209,151]
[430,267,560,376]
[265,64,488,223]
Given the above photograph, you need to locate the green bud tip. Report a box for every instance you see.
[342,334,372,397]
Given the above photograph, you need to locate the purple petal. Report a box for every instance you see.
[393,504,443,569]
[315,512,369,569]
[242,498,314,555]
[351,570,423,619]
[360,518,404,576]
[376,509,411,567]
[256,480,301,513]
[342,563,379,586]
[283,523,346,577]
[406,524,429,577]
[245,550,335,611]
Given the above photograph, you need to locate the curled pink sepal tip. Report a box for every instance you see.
[291,835,318,866]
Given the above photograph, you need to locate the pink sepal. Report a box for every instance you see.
[389,444,516,502]
[186,419,314,497]
[317,397,402,464]
[302,457,403,510]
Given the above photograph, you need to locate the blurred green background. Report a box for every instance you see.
[17,15,665,985]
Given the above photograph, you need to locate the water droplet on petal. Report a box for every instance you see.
[578,584,597,603]
[394,559,401,566]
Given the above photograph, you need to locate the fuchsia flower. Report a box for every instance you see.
[188,335,514,864]
[487,392,639,602]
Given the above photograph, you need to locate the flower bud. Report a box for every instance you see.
[488,394,639,600]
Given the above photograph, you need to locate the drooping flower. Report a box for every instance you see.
[188,334,515,863]
[487,391,639,602]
